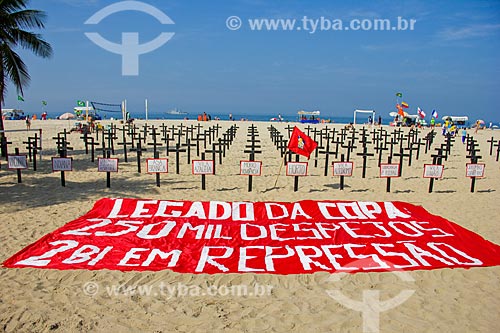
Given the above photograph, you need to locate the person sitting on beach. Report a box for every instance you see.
[345,122,354,130]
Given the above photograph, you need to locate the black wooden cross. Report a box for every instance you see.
[182,139,196,164]
[205,141,223,174]
[211,124,222,140]
[117,125,131,162]
[169,143,186,174]
[428,148,447,193]
[375,140,389,167]
[486,136,496,156]
[243,142,262,192]
[53,130,73,157]
[357,144,375,178]
[129,133,147,173]
[342,139,357,162]
[466,147,482,193]
[423,130,436,154]
[0,136,13,160]
[393,143,410,177]
[147,126,163,157]
[23,134,41,170]
[318,136,339,176]
[413,138,426,161]
[285,125,295,138]
[86,136,99,162]
[494,140,500,162]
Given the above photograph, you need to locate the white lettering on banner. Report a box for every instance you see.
[286,162,307,176]
[98,158,118,172]
[7,199,498,274]
[423,164,443,178]
[52,157,72,171]
[192,160,213,174]
[62,245,113,265]
[8,155,28,169]
[240,161,262,176]
[196,246,233,272]
[13,241,486,273]
[466,164,485,178]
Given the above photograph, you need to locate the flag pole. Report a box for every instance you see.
[274,150,288,187]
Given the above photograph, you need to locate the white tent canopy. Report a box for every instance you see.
[353,109,375,125]
[441,116,468,122]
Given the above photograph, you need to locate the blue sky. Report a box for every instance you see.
[4,0,500,121]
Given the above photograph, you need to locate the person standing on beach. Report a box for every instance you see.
[25,115,31,130]
[461,127,467,144]
[229,113,233,121]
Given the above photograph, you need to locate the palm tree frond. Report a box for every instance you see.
[10,29,53,58]
[0,43,30,96]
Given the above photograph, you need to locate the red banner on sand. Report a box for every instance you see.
[4,199,500,274]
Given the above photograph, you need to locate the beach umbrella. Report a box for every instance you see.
[477,119,485,125]
[59,112,75,120]
[389,111,398,117]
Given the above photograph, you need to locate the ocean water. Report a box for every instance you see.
[129,112,389,125]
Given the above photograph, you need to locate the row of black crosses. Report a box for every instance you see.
[271,124,436,172]
[266,123,492,192]
[76,122,238,172]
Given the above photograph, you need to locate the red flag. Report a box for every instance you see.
[287,126,318,159]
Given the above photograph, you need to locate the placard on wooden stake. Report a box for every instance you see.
[52,157,73,187]
[466,163,485,193]
[379,164,399,178]
[98,158,119,188]
[192,158,214,190]
[146,158,168,187]
[380,162,399,193]
[286,162,308,176]
[8,152,28,183]
[8,155,28,170]
[332,159,353,190]
[466,163,485,178]
[423,164,444,179]
[332,161,353,177]
[240,160,262,176]
[286,160,308,192]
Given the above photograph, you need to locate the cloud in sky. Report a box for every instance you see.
[437,23,500,41]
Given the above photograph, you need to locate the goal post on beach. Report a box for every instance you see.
[90,100,126,121]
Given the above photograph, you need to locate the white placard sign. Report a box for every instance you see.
[286,162,308,176]
[466,163,485,178]
[8,155,28,170]
[192,160,214,175]
[52,157,73,172]
[240,161,262,176]
[380,164,400,178]
[98,158,119,172]
[423,164,444,178]
[333,162,353,176]
[146,158,168,174]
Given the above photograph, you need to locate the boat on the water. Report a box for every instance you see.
[166,108,188,115]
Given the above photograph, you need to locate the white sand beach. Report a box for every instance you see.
[0,119,499,332]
